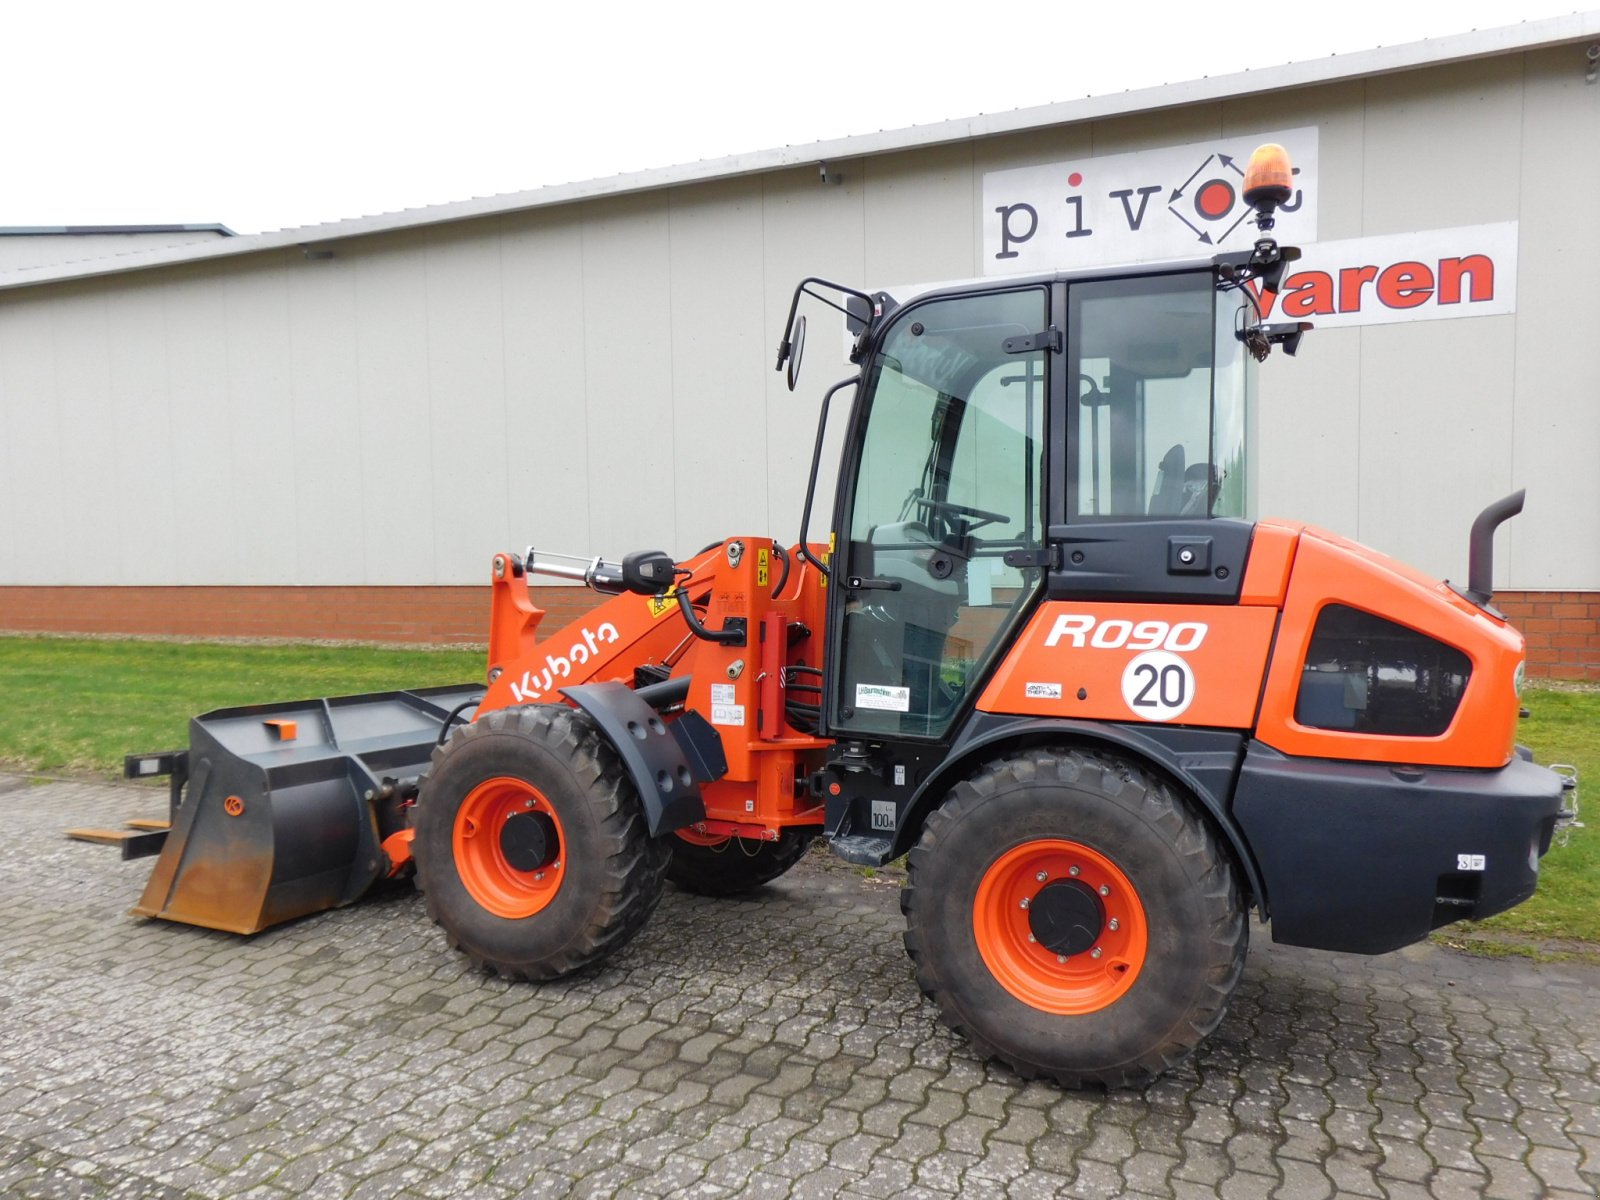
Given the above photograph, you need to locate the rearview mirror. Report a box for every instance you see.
[774,277,880,380]
[785,314,806,391]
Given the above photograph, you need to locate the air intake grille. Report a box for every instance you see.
[1295,605,1471,737]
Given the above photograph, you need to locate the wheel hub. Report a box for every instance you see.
[500,810,559,873]
[1028,879,1104,956]
[453,776,567,919]
[972,837,1149,1015]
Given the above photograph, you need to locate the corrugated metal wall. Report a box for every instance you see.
[0,46,1594,590]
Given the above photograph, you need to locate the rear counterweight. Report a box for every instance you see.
[1233,743,1567,954]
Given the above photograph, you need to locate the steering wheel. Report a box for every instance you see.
[917,497,1012,534]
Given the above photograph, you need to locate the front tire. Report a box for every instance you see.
[412,705,668,980]
[902,748,1246,1089]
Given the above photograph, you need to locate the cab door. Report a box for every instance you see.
[1047,269,1257,601]
[827,286,1050,740]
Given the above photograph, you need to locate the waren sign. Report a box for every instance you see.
[1246,223,1517,329]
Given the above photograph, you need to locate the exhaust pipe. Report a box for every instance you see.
[1464,489,1525,607]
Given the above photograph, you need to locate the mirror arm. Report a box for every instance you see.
[1212,240,1300,294]
[796,375,859,579]
[774,277,879,372]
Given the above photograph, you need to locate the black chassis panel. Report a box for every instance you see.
[1232,742,1567,955]
[1046,518,1254,603]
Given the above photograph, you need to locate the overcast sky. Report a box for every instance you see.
[4,2,1584,235]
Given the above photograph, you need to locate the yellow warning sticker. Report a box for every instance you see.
[757,548,770,588]
[647,594,679,619]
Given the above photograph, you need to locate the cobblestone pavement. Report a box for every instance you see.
[2,777,1597,1200]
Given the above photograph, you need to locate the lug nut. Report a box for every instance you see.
[1028,934,1036,943]
[534,872,544,881]
[1099,884,1110,896]
[1109,918,1120,931]
[525,799,534,809]
[1057,955,1066,964]
[1091,947,1103,959]
[1019,898,1030,909]
[1069,865,1080,877]
[1035,870,1048,882]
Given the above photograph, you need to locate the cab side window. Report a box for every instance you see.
[1067,273,1233,521]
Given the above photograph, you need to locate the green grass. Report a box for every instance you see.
[0,636,1594,945]
[0,635,482,776]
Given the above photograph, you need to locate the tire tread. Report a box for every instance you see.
[665,830,814,897]
[901,747,1246,1089]
[413,704,668,981]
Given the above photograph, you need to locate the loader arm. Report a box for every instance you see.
[473,537,833,845]
[480,543,725,710]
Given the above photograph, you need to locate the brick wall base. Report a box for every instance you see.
[1491,591,1600,681]
[0,585,606,646]
[1,586,1595,679]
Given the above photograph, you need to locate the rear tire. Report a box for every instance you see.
[666,829,815,896]
[412,705,668,980]
[902,747,1246,1089]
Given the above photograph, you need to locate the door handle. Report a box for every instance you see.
[847,576,903,591]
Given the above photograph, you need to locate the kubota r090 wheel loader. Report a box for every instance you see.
[117,146,1578,1088]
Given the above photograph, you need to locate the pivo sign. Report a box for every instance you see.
[982,131,1516,329]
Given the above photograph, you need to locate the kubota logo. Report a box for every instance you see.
[1043,614,1207,652]
[507,622,621,703]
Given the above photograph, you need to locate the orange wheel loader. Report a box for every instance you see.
[114,147,1578,1088]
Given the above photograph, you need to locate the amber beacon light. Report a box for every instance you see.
[1242,142,1293,230]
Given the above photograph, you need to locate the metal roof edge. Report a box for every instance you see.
[0,224,236,237]
[2,12,1594,293]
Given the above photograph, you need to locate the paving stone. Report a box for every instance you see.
[1481,1153,1550,1200]
[1428,1166,1490,1200]
[1217,1169,1280,1200]
[1274,1158,1335,1199]
[3,778,1599,1200]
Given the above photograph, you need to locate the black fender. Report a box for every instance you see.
[887,713,1271,917]
[561,682,726,836]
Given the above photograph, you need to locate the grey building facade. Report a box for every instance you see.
[1,16,1596,673]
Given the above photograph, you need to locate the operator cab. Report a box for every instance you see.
[824,267,1259,741]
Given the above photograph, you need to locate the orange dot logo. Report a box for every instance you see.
[1195,178,1235,220]
[223,795,245,817]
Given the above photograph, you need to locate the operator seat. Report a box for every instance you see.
[1179,463,1212,517]
[1148,443,1187,515]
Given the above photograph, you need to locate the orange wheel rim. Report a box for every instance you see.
[453,776,566,919]
[973,838,1148,1015]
